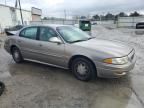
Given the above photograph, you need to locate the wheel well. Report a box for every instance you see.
[68,55,97,72]
[10,45,17,54]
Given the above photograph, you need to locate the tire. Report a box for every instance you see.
[136,24,138,29]
[0,81,5,96]
[71,57,96,81]
[12,47,23,63]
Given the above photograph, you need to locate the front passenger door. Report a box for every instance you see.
[38,27,66,67]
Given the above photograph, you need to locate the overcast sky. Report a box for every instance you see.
[0,0,144,18]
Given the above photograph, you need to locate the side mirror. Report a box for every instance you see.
[49,37,62,44]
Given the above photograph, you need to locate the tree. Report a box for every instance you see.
[43,17,48,20]
[118,12,127,17]
[92,15,100,20]
[105,13,115,20]
[130,11,141,17]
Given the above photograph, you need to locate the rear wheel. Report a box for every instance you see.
[71,57,96,81]
[12,47,23,63]
[0,81,5,96]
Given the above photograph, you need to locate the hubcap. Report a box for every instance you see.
[76,62,89,75]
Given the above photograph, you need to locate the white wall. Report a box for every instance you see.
[0,5,32,33]
[117,16,144,28]
[0,5,13,29]
[16,9,32,25]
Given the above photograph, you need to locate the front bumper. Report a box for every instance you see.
[95,50,136,78]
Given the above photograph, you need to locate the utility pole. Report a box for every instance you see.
[5,0,6,5]
[18,0,24,25]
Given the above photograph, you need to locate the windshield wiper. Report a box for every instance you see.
[87,36,96,40]
[70,37,96,43]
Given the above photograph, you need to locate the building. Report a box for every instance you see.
[0,4,42,33]
[31,7,42,21]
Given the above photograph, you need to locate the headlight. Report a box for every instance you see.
[103,56,129,65]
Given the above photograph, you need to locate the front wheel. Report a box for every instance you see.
[12,47,23,63]
[71,58,96,81]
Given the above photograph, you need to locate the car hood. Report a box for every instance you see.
[73,38,133,57]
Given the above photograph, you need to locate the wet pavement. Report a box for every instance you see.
[0,26,144,108]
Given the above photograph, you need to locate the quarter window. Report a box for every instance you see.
[20,27,37,40]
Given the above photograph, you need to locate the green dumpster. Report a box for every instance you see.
[79,20,91,35]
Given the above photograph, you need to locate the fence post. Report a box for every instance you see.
[132,17,134,28]
[116,16,119,28]
[63,19,64,25]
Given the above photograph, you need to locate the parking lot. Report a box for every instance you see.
[0,25,144,108]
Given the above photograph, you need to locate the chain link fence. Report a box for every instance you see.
[30,19,78,25]
[116,16,144,28]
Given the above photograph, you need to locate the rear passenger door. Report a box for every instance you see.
[17,27,41,60]
[38,27,65,67]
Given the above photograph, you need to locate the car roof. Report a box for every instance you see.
[27,24,73,29]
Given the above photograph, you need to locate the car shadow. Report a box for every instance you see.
[7,60,138,108]
[8,60,132,87]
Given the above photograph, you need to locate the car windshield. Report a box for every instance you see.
[57,26,91,43]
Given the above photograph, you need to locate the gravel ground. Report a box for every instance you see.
[0,26,144,108]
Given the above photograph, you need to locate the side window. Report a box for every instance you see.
[20,27,37,40]
[39,27,57,41]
